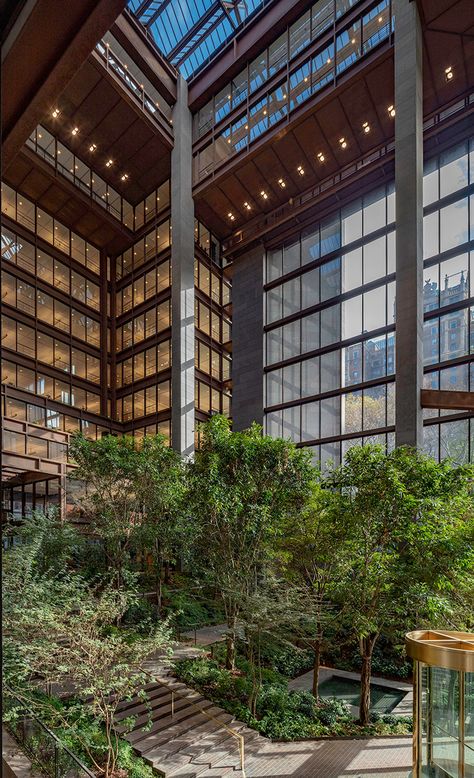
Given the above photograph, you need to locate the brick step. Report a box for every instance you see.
[161,734,245,778]
[144,715,237,766]
[115,686,174,718]
[139,706,230,756]
[115,682,187,713]
[115,685,198,721]
[117,693,207,735]
[126,700,215,747]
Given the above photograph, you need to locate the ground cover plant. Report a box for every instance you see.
[174,656,413,740]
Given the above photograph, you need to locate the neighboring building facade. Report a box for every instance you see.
[1,0,473,518]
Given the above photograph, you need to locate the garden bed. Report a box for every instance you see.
[173,656,413,741]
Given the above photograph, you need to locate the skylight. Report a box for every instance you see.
[128,0,270,80]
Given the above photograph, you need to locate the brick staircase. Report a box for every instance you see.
[115,675,264,777]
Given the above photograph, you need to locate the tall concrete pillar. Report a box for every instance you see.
[231,244,265,431]
[171,76,195,456]
[394,0,424,448]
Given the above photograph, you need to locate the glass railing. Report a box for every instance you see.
[95,39,173,128]
[26,127,170,232]
[193,0,392,181]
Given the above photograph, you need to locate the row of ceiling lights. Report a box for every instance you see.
[50,108,130,182]
[227,105,397,221]
[225,63,455,225]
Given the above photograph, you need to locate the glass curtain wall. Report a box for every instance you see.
[263,136,474,467]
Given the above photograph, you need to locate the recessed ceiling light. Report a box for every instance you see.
[339,137,347,149]
[72,127,79,136]
[388,105,395,118]
[106,159,114,167]
[89,143,97,152]
[297,165,305,176]
[121,173,129,181]
[445,66,453,81]
[244,201,252,210]
[362,121,370,133]
[378,15,383,22]
[317,152,325,162]
[351,38,356,44]
[304,76,308,82]
[52,108,60,118]
[327,57,331,64]
[263,109,267,115]
[260,190,268,200]
[228,212,235,221]
[278,178,286,188]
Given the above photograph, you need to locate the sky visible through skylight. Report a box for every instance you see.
[128,0,269,79]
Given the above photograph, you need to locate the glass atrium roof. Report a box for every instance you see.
[128,0,269,80]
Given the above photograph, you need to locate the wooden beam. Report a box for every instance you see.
[421,389,474,411]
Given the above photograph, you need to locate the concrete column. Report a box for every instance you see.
[394,0,423,448]
[231,244,265,431]
[171,76,195,456]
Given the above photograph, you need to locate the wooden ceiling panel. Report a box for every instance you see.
[14,168,54,201]
[251,144,300,198]
[362,57,395,132]
[61,60,102,108]
[420,0,474,33]
[3,155,33,189]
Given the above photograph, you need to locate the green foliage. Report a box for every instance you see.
[173,657,412,740]
[3,534,172,778]
[188,416,314,668]
[4,509,83,576]
[325,444,474,723]
[69,433,186,598]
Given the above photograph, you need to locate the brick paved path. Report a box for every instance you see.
[241,736,412,777]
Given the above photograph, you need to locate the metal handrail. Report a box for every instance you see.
[143,671,246,777]
[3,686,95,778]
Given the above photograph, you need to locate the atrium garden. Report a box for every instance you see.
[3,415,474,778]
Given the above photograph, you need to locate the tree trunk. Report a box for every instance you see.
[359,638,373,725]
[164,560,171,585]
[312,638,322,699]
[225,613,236,671]
[155,541,163,617]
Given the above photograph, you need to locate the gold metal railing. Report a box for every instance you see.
[143,670,245,777]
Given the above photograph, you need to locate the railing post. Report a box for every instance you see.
[54,742,59,778]
[240,735,245,777]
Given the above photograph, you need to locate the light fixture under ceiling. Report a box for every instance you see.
[278,178,286,188]
[362,121,370,134]
[339,137,347,149]
[71,126,79,136]
[445,66,453,82]
[388,105,395,118]
[52,108,60,118]
[297,165,305,176]
[260,190,268,200]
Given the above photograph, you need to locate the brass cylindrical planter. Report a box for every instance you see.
[405,630,474,778]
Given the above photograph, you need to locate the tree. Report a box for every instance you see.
[327,444,474,725]
[133,435,187,615]
[69,433,186,605]
[3,533,172,778]
[188,415,314,670]
[279,481,349,698]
